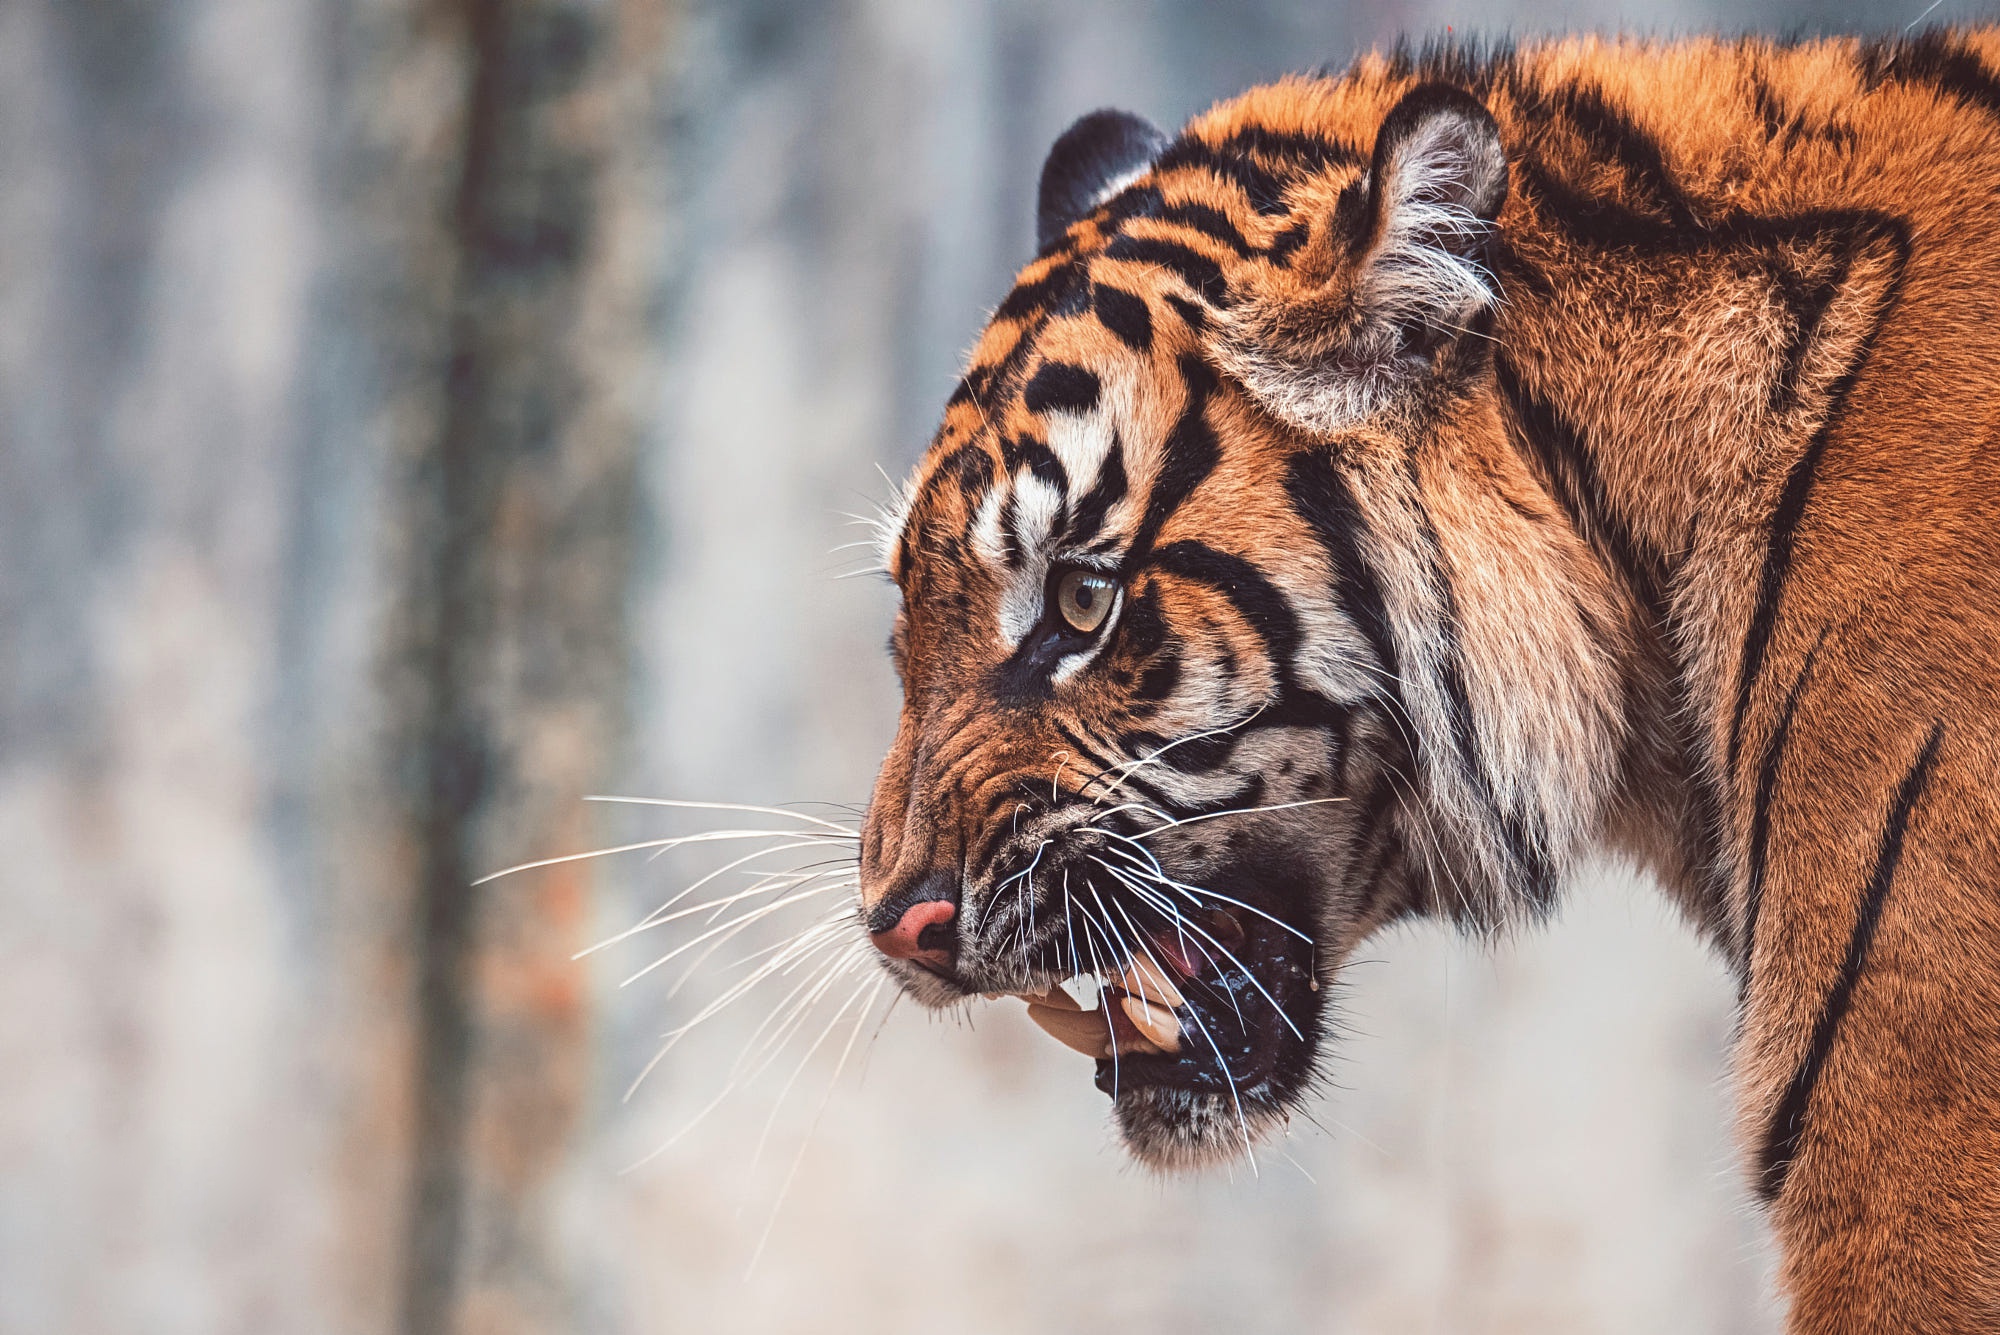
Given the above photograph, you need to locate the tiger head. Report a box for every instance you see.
[859,74,1631,1168]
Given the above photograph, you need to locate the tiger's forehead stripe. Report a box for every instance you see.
[891,122,1368,587]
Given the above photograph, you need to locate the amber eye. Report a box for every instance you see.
[1054,568,1118,635]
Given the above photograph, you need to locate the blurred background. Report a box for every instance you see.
[3,0,1989,1332]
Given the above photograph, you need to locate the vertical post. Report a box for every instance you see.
[394,1,673,1329]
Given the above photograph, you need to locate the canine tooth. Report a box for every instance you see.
[1057,974,1100,1010]
[1120,994,1182,1053]
[1026,1003,1113,1058]
[1023,985,1082,1011]
[1118,956,1184,1008]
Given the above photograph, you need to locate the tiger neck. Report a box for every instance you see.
[1482,206,1908,938]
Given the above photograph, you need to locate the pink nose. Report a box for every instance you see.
[869,898,957,966]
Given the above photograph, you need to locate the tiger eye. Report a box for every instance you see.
[1055,569,1117,634]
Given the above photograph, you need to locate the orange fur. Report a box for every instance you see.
[867,31,2000,1327]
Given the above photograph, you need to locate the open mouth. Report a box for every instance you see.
[983,897,1322,1166]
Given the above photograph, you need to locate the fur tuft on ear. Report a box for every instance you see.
[1036,109,1168,253]
[1361,83,1508,346]
[1216,83,1508,435]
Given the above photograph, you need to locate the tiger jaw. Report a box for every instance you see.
[927,872,1329,1168]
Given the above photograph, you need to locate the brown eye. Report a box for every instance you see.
[1054,569,1118,635]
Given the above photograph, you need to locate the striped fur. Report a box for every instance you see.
[862,31,2000,1329]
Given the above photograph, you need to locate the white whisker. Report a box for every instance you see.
[581,795,858,837]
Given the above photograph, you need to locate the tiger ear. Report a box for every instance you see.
[1218,83,1508,435]
[1036,109,1168,252]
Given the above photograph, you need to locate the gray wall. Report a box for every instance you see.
[3,0,1987,1332]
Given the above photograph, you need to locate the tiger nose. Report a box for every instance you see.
[867,872,959,968]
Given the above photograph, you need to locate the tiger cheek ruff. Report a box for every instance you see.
[856,31,2000,1330]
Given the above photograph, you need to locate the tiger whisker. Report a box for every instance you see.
[1072,898,1122,1093]
[482,827,852,889]
[581,795,859,837]
[662,901,856,1010]
[730,952,874,1102]
[581,858,852,962]
[658,901,849,1009]
[1097,837,1296,942]
[1124,796,1348,837]
[622,942,869,1164]
[1093,857,1248,1031]
[1089,834,1313,944]
[714,956,873,1114]
[1091,855,1302,1041]
[746,975,883,1186]
[1101,891,1258,1169]
[745,975,889,1277]
[1071,707,1267,805]
[581,843,853,957]
[633,919,858,1082]
[620,885,849,988]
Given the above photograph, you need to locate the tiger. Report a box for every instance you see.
[852,28,2000,1333]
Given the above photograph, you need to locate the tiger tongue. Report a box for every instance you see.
[1145,931,1207,982]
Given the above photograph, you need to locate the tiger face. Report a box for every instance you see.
[859,81,1620,1167]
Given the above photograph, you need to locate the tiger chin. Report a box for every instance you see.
[854,29,2000,1330]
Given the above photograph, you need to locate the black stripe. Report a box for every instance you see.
[1051,719,1126,800]
[1149,540,1301,679]
[1154,201,1255,257]
[1092,284,1153,353]
[1061,433,1127,548]
[996,488,1021,569]
[1726,225,1908,775]
[1509,158,1681,253]
[1324,703,1353,790]
[1496,354,1667,621]
[1264,221,1310,266]
[1125,353,1219,562]
[1162,293,1207,334]
[1552,83,1701,228]
[1490,236,1557,299]
[1768,258,1847,417]
[1131,653,1181,705]
[1152,139,1289,214]
[1219,126,1363,173]
[1096,184,1165,230]
[1859,31,2000,124]
[965,317,1051,414]
[1023,361,1101,416]
[1727,406,1839,772]
[1101,234,1228,305]
[1758,721,1945,1200]
[1415,493,1555,909]
[994,259,1085,323]
[1747,69,1788,142]
[1739,628,1829,981]
[1117,727,1238,776]
[1282,449,1403,686]
[999,433,1069,496]
[903,443,996,571]
[1344,771,1401,919]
